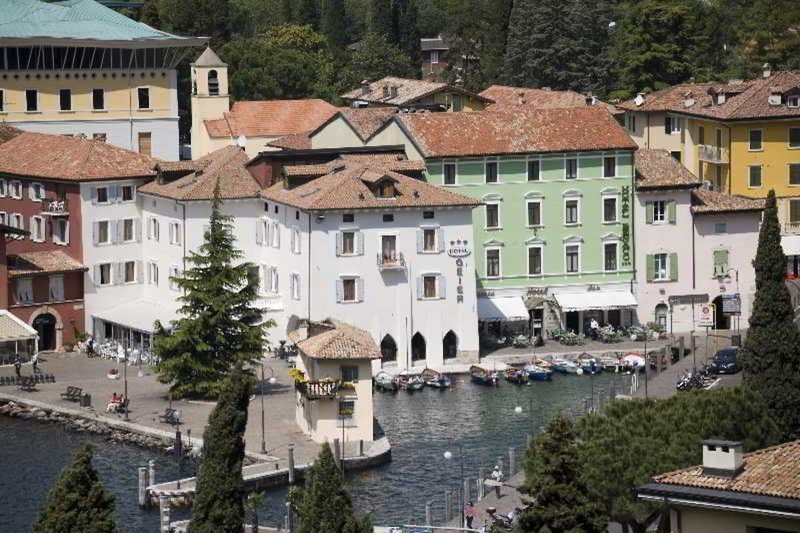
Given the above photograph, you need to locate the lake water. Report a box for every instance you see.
[0,371,627,531]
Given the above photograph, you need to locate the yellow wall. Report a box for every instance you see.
[671,505,800,533]
[0,69,175,122]
[730,119,800,199]
[425,90,486,112]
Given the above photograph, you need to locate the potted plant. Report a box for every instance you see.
[107,368,120,380]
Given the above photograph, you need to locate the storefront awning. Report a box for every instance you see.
[478,296,529,321]
[782,235,800,256]
[93,300,178,333]
[553,291,637,312]
[0,311,37,341]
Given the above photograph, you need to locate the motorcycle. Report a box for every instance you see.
[485,506,522,530]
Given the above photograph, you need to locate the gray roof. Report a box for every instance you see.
[192,47,226,67]
[421,36,449,52]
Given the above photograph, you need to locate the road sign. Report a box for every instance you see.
[668,294,709,306]
[696,303,715,327]
[721,294,741,315]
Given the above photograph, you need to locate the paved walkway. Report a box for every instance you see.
[443,472,525,531]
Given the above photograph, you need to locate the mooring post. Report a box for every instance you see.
[463,477,471,506]
[288,444,296,484]
[508,448,516,477]
[148,459,156,486]
[445,490,452,521]
[159,495,170,533]
[478,467,485,500]
[138,467,147,507]
[358,439,364,457]
[333,438,341,469]
[425,501,432,525]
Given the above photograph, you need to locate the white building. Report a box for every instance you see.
[634,149,762,333]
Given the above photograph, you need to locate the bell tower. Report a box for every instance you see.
[190,47,230,158]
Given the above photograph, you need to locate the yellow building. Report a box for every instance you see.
[340,76,492,112]
[0,0,205,160]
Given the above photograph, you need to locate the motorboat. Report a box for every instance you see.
[504,367,529,385]
[374,371,397,392]
[421,368,451,388]
[552,358,579,374]
[396,372,425,391]
[577,354,603,375]
[597,355,620,370]
[621,353,646,373]
[524,363,554,381]
[470,365,500,386]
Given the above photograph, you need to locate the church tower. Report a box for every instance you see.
[190,47,230,158]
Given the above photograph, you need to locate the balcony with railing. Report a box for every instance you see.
[295,380,340,400]
[40,198,69,216]
[697,145,729,164]
[782,221,800,235]
[377,251,406,270]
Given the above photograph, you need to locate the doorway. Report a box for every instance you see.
[712,295,730,330]
[380,334,397,364]
[33,313,56,351]
[411,332,426,362]
[442,330,458,360]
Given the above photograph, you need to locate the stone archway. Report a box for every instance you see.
[442,330,458,360]
[28,306,64,351]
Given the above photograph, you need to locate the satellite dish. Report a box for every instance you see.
[236,135,247,148]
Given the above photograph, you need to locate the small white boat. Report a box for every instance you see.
[553,358,579,374]
[374,371,397,392]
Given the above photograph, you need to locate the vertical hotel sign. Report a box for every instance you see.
[448,239,471,303]
[621,185,631,267]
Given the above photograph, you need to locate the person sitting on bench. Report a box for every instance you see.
[106,392,123,413]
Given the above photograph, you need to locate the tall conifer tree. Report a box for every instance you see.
[367,0,394,39]
[320,0,348,50]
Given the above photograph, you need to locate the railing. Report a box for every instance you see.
[295,380,340,400]
[783,222,800,235]
[697,144,729,164]
[377,251,406,269]
[40,198,68,216]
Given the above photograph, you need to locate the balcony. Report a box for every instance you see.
[783,222,800,235]
[697,145,729,164]
[377,251,406,270]
[40,199,69,216]
[295,380,340,400]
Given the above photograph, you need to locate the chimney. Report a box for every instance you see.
[361,79,370,95]
[307,320,334,338]
[763,63,772,78]
[701,440,744,478]
[634,92,646,106]
[382,85,390,98]
[390,86,398,98]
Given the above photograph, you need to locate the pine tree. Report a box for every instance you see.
[293,443,372,533]
[188,369,252,533]
[279,0,294,25]
[392,0,422,66]
[320,0,348,50]
[297,0,320,29]
[34,446,116,533]
[154,183,269,399]
[367,0,394,39]
[520,415,607,533]
[740,190,800,438]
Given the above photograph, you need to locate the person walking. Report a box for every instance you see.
[491,465,504,498]
[590,317,599,340]
[31,352,40,374]
[464,501,477,529]
[13,356,22,378]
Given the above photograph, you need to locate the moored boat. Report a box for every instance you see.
[597,355,620,370]
[374,371,397,392]
[397,372,425,391]
[421,368,451,388]
[470,365,500,386]
[578,354,603,375]
[524,363,554,381]
[552,358,579,374]
[504,367,529,385]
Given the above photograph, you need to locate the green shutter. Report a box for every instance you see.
[667,201,677,224]
[646,254,655,282]
[713,249,729,277]
[645,202,654,224]
[669,253,678,281]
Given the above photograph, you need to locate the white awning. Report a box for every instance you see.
[782,235,800,256]
[553,291,637,312]
[477,296,529,321]
[0,311,37,341]
[93,300,178,333]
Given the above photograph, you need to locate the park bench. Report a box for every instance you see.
[158,408,179,425]
[60,386,83,402]
[17,376,36,392]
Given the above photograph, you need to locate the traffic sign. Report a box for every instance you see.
[696,303,715,327]
[721,294,741,315]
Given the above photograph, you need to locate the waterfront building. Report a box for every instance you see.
[420,36,450,82]
[0,125,156,350]
[0,0,204,160]
[638,439,800,533]
[290,319,380,444]
[634,149,762,333]
[189,47,338,158]
[340,76,492,112]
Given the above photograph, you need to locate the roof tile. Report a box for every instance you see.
[289,319,380,360]
[480,85,621,114]
[341,76,491,107]
[635,149,701,190]
[691,188,764,214]
[204,99,338,139]
[8,251,86,277]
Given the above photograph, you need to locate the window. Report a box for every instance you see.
[59,89,72,111]
[423,275,438,298]
[9,181,21,199]
[168,221,181,245]
[653,200,666,223]
[749,166,762,188]
[565,199,579,225]
[148,262,159,285]
[208,70,220,95]
[0,212,5,225]
[0,179,5,197]
[527,200,542,226]
[341,365,359,383]
[790,200,800,223]
[295,210,300,220]
[714,223,727,234]
[789,127,800,149]
[291,228,301,253]
[654,253,668,281]
[527,160,540,181]
[565,158,578,179]
[338,400,355,427]
[603,197,618,223]
[290,273,301,300]
[98,263,112,286]
[268,267,279,293]
[341,231,356,255]
[29,182,44,200]
[378,180,395,198]
[97,220,110,244]
[95,187,109,204]
[93,133,106,142]
[528,246,542,276]
[486,204,500,228]
[749,129,763,151]
[122,219,135,242]
[565,245,580,273]
[423,228,437,252]
[168,265,179,290]
[791,164,800,186]
[49,275,64,301]
[670,151,682,162]
[789,96,800,109]
[603,156,616,178]
[423,211,435,219]
[15,278,33,304]
[53,219,68,245]
[0,89,4,112]
[10,213,23,233]
[485,161,498,183]
[30,216,44,242]
[137,87,150,109]
[626,114,636,132]
[443,163,456,185]
[121,185,134,202]
[25,89,38,112]
[138,132,152,156]
[698,126,705,144]
[486,249,500,278]
[148,217,160,241]
[343,213,354,223]
[342,278,357,302]
[382,213,394,222]
[604,242,618,272]
[430,50,439,64]
[274,205,279,214]
[125,261,137,284]
[665,116,681,134]
[92,88,105,110]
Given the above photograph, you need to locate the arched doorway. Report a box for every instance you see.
[654,304,669,330]
[33,313,56,351]
[411,332,426,362]
[443,330,458,360]
[712,295,730,330]
[380,334,397,364]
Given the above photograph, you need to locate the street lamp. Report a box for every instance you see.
[260,362,278,454]
[444,444,465,527]
[726,268,741,337]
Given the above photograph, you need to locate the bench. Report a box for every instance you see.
[60,386,83,402]
[17,376,36,392]
[158,408,179,425]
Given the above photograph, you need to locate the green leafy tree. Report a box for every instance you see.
[333,32,417,92]
[34,446,116,533]
[321,0,349,49]
[392,0,422,65]
[740,190,800,438]
[188,369,252,532]
[292,443,372,533]
[154,184,269,399]
[578,388,779,532]
[367,0,394,38]
[297,0,320,29]
[520,415,607,533]
[158,0,242,46]
[439,0,486,90]
[733,0,800,75]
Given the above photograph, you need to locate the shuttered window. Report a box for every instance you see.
[713,249,729,278]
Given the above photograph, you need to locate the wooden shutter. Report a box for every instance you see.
[138,132,152,156]
[417,230,423,253]
[92,221,99,244]
[147,217,152,240]
[335,279,344,302]
[94,265,101,285]
[645,202,654,224]
[114,262,124,285]
[357,232,364,255]
[713,249,729,277]
[667,201,677,224]
[437,229,444,253]
[669,253,678,281]
[664,116,671,134]
[63,221,69,245]
[416,277,423,299]
[646,255,655,282]
[274,224,280,248]
[335,232,343,256]
[91,187,97,205]
[439,275,446,299]
[136,261,144,283]
[135,219,142,242]
[356,278,364,302]
[175,223,182,245]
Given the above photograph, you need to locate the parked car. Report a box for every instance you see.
[709,348,739,374]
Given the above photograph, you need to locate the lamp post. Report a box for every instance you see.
[643,330,649,399]
[444,444,465,527]
[122,346,129,421]
[726,268,741,337]
[260,362,277,455]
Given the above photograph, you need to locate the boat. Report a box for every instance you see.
[470,365,500,386]
[597,355,620,370]
[396,372,425,391]
[421,368,451,388]
[578,354,603,375]
[620,353,646,373]
[552,358,579,374]
[504,367,529,385]
[374,371,397,392]
[524,363,554,381]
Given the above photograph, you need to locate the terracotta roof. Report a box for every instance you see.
[397,107,637,158]
[0,131,157,181]
[289,319,380,360]
[691,188,764,214]
[204,99,338,138]
[8,251,87,277]
[619,71,800,121]
[266,132,312,150]
[282,153,425,179]
[264,160,479,211]
[341,76,492,106]
[338,107,398,140]
[635,149,701,190]
[0,125,23,145]
[139,145,261,201]
[651,440,800,501]
[480,85,621,114]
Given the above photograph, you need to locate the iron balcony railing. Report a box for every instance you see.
[697,144,729,164]
[40,198,69,216]
[295,380,340,400]
[782,221,800,235]
[377,251,406,269]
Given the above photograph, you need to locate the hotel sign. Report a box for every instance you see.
[447,239,471,258]
[621,186,631,266]
[448,240,471,304]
